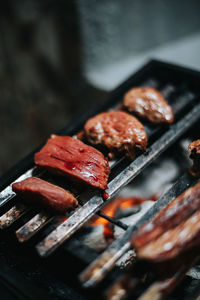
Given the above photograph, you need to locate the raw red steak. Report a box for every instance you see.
[123,87,174,124]
[34,135,110,189]
[84,110,147,160]
[12,177,78,214]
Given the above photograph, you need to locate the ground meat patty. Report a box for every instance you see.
[132,181,200,249]
[123,87,174,124]
[84,110,147,160]
[137,209,200,263]
[189,139,200,177]
[12,177,78,214]
[34,135,110,190]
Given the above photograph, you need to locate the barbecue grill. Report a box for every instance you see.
[0,60,200,299]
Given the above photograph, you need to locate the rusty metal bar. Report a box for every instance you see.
[16,211,53,242]
[0,203,29,229]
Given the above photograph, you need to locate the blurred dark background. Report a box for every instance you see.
[1,0,200,175]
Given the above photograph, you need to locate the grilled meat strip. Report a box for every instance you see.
[12,177,78,214]
[137,209,200,263]
[34,135,110,190]
[189,139,200,177]
[123,87,174,124]
[84,110,147,160]
[132,181,200,249]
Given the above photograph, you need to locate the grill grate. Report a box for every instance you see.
[36,102,200,257]
[1,60,200,299]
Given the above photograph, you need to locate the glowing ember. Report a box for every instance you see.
[90,195,157,242]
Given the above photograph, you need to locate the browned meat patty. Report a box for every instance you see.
[34,135,110,190]
[137,209,200,263]
[132,181,200,249]
[12,177,78,214]
[84,110,147,160]
[123,87,174,124]
[189,139,200,177]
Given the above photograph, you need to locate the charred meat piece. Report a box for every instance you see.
[132,181,200,249]
[189,139,200,177]
[84,110,147,160]
[137,209,200,263]
[34,135,110,190]
[12,177,78,214]
[123,87,174,124]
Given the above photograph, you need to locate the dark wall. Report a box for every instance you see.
[0,0,106,174]
[77,0,200,74]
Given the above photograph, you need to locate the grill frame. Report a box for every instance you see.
[1,59,200,299]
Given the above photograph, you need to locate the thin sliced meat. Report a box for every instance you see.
[137,209,200,263]
[123,87,174,124]
[12,177,78,214]
[34,135,110,190]
[84,110,147,160]
[132,181,200,249]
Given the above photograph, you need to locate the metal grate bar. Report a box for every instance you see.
[16,211,53,242]
[97,211,128,230]
[0,203,30,229]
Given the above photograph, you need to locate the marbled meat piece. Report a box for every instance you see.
[137,209,200,263]
[34,135,110,190]
[132,181,200,249]
[189,139,200,177]
[123,87,174,124]
[84,110,147,160]
[12,177,78,214]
